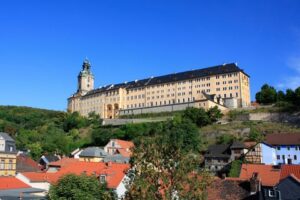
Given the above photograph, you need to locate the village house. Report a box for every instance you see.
[0,132,17,176]
[244,133,300,165]
[73,139,134,164]
[204,141,245,173]
[104,139,134,158]
[0,176,45,199]
[16,159,130,199]
[239,164,300,200]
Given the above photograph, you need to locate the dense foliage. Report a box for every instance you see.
[182,106,223,127]
[255,84,300,109]
[48,174,115,200]
[0,106,97,160]
[126,117,212,200]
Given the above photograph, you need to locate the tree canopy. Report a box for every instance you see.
[48,174,115,200]
[126,119,212,200]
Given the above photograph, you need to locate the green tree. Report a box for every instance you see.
[27,143,43,160]
[48,174,115,200]
[285,89,296,103]
[295,87,300,106]
[255,84,277,104]
[207,106,223,123]
[126,120,211,200]
[276,90,285,102]
[216,134,237,144]
[248,127,264,142]
[182,107,211,127]
[63,112,88,132]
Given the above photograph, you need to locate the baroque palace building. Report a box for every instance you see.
[68,59,250,119]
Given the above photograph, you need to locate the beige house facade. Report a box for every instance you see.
[68,60,250,118]
[0,132,17,176]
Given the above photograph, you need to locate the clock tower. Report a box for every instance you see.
[77,58,94,95]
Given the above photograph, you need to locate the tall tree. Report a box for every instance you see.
[126,119,212,200]
[276,90,285,102]
[255,84,277,104]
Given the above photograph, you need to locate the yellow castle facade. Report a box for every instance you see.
[68,60,250,119]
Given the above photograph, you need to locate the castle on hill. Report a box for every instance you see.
[68,59,250,119]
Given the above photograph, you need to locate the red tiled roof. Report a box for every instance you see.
[114,139,134,149]
[117,148,131,157]
[280,165,300,180]
[0,177,30,190]
[208,178,250,200]
[48,157,79,167]
[16,154,40,172]
[239,164,280,187]
[21,160,130,189]
[265,133,300,145]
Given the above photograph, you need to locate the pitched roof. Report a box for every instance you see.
[0,177,30,190]
[21,160,130,189]
[276,175,300,200]
[103,154,130,163]
[230,141,245,149]
[80,147,108,158]
[0,132,14,142]
[16,154,40,173]
[207,178,252,200]
[117,148,132,158]
[265,133,300,145]
[82,63,248,97]
[239,164,280,187]
[204,144,231,158]
[114,139,134,149]
[48,157,79,167]
[280,165,300,180]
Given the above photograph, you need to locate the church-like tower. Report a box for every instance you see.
[77,58,94,95]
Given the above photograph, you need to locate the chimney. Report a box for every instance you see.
[250,172,261,195]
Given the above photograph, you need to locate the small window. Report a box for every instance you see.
[287,146,290,151]
[277,155,280,160]
[277,146,281,150]
[294,155,297,160]
[100,175,106,183]
[269,190,275,197]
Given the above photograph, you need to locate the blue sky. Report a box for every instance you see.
[0,0,300,111]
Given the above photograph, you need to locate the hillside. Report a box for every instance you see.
[0,106,94,160]
[0,106,65,133]
[1,105,300,161]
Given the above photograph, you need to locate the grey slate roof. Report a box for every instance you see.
[205,144,231,158]
[82,63,248,97]
[103,154,130,163]
[0,132,14,142]
[276,175,300,200]
[79,147,108,158]
[230,141,245,149]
